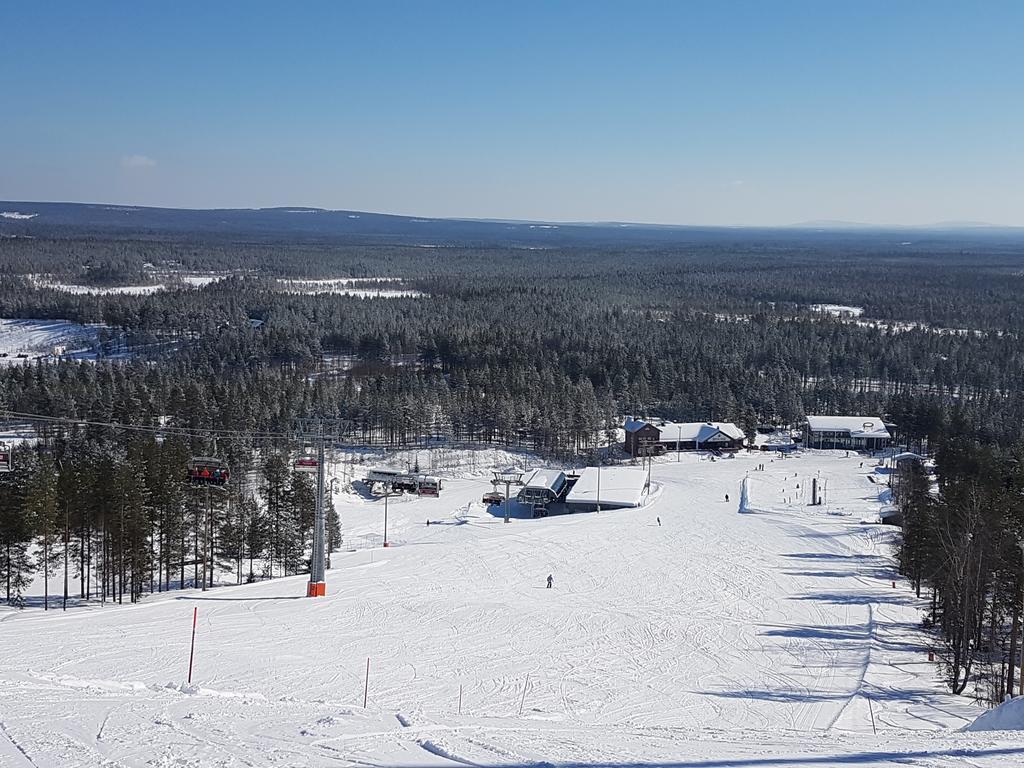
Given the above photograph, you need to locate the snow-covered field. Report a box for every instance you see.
[0,318,106,365]
[34,280,166,296]
[1,450,1020,767]
[27,272,232,295]
[809,303,864,317]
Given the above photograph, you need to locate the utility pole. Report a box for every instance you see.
[294,418,352,598]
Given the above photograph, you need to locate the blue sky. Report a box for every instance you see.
[2,1,1021,225]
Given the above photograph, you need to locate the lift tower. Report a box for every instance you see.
[293,418,351,597]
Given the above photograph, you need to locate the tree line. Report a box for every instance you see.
[0,434,339,608]
[897,440,1024,704]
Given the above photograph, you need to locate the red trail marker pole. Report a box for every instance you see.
[187,606,198,684]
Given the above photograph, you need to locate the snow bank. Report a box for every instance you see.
[963,697,1024,731]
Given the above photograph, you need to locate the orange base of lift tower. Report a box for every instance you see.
[307,582,326,597]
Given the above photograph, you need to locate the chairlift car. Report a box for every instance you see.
[482,490,504,506]
[187,456,230,487]
[0,442,12,473]
[294,456,319,474]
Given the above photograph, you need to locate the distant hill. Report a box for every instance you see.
[2,201,1022,246]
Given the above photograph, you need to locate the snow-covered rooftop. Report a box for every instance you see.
[566,466,648,508]
[624,418,654,433]
[892,452,924,462]
[625,419,744,443]
[656,421,744,443]
[806,415,890,439]
[521,468,566,493]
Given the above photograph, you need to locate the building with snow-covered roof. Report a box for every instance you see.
[517,468,568,508]
[624,419,746,455]
[624,418,662,456]
[565,466,649,512]
[804,415,891,451]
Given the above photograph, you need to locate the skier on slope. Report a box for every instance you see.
[657,516,661,526]
[546,574,553,589]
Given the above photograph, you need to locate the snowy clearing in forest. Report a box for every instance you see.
[1,450,1019,766]
[0,318,109,365]
[29,273,230,295]
[809,303,864,317]
[36,281,164,295]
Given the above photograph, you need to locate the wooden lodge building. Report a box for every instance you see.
[624,419,746,456]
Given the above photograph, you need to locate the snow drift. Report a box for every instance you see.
[963,696,1024,732]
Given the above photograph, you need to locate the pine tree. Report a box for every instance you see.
[24,454,59,609]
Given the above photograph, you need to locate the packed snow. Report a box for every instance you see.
[1,449,1019,766]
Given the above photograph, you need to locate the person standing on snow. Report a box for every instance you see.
[657,516,661,526]
[546,574,553,589]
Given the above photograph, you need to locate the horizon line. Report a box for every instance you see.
[1,198,1022,232]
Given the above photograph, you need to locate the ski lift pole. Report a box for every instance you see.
[308,428,327,597]
[294,416,352,598]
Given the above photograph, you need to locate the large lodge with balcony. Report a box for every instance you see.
[803,415,892,451]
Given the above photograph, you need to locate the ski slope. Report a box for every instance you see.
[1,450,1020,767]
[0,318,105,365]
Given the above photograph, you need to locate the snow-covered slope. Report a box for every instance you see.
[0,450,1016,766]
[0,318,105,364]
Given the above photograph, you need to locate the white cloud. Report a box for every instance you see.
[121,154,157,169]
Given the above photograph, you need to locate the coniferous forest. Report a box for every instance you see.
[1,221,1024,702]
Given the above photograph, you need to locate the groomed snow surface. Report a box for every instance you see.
[1,450,1021,766]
